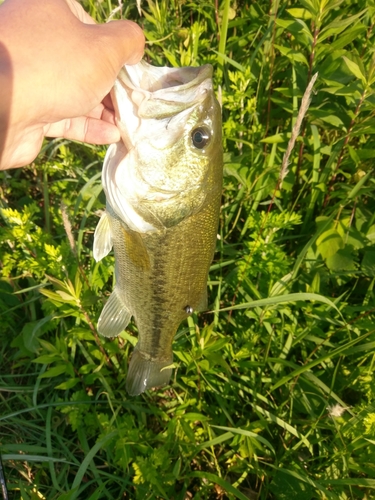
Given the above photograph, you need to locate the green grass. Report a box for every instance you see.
[2,0,375,498]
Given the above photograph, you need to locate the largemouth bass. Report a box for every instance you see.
[93,60,223,396]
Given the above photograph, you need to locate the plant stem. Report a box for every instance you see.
[292,22,320,202]
[217,0,231,80]
[323,89,367,207]
[43,170,51,234]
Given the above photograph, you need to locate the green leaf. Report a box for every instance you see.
[211,50,246,72]
[254,405,313,452]
[361,250,375,276]
[348,169,372,199]
[320,478,375,489]
[38,364,67,379]
[267,465,339,499]
[261,133,288,144]
[274,45,309,65]
[366,224,375,242]
[270,469,314,500]
[70,431,117,498]
[22,316,55,353]
[56,290,77,302]
[188,471,249,500]
[320,114,344,127]
[275,19,313,44]
[55,378,80,390]
[286,8,312,20]
[211,425,275,454]
[181,412,210,422]
[326,249,356,271]
[318,9,367,43]
[271,330,374,391]
[343,56,366,83]
[33,354,61,364]
[204,352,231,373]
[219,292,341,315]
[2,454,70,463]
[39,288,65,302]
[196,431,234,451]
[330,24,366,50]
[316,228,344,259]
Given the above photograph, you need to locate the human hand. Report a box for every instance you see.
[0,0,145,169]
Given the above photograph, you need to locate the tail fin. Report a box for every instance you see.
[126,349,173,396]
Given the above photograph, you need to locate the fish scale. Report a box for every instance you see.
[93,61,223,396]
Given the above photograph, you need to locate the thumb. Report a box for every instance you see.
[95,19,145,70]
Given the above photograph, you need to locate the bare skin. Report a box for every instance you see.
[0,0,145,169]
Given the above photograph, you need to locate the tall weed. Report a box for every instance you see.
[1,0,375,498]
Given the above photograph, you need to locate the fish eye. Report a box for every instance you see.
[191,127,210,149]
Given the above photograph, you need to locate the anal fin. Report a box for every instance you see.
[97,287,131,337]
[126,349,173,396]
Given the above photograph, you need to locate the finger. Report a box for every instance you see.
[44,116,121,144]
[103,93,115,111]
[64,1,145,68]
[92,19,145,68]
[83,102,116,124]
[65,0,96,25]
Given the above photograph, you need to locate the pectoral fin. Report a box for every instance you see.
[97,287,131,337]
[93,211,112,262]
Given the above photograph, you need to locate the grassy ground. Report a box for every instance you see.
[1,0,375,498]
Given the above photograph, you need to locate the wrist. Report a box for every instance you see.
[0,44,15,169]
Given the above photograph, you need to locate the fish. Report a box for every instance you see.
[93,60,223,396]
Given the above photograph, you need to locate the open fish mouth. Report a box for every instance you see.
[121,62,211,93]
[112,61,215,150]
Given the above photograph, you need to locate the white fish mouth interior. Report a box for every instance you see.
[125,63,205,92]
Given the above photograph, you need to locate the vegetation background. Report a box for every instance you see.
[1,0,375,498]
